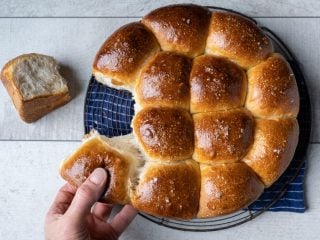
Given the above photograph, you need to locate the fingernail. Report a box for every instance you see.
[89,168,106,185]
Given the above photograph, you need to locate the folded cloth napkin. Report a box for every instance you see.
[84,77,306,213]
[249,162,305,212]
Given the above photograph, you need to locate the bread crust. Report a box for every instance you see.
[93,22,160,90]
[242,118,299,187]
[60,136,134,204]
[245,53,300,118]
[206,12,273,69]
[197,162,264,218]
[190,55,247,113]
[135,51,191,110]
[193,109,254,164]
[132,107,194,162]
[142,4,211,58]
[131,160,200,219]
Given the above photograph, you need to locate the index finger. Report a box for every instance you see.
[47,183,77,216]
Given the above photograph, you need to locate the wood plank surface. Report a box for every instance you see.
[1,0,320,17]
[0,141,318,240]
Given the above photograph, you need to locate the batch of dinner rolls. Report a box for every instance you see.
[60,4,300,219]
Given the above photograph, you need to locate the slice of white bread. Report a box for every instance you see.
[1,53,71,123]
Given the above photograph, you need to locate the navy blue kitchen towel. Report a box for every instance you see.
[84,77,305,213]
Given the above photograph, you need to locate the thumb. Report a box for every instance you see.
[65,168,107,222]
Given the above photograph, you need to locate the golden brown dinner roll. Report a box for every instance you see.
[206,12,273,69]
[131,160,200,219]
[132,107,194,162]
[242,118,299,187]
[135,51,192,110]
[193,109,254,164]
[93,22,160,91]
[245,53,300,118]
[190,55,247,113]
[1,53,70,123]
[60,133,140,204]
[142,4,211,58]
[197,162,264,218]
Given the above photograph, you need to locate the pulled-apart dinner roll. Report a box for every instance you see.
[65,4,302,220]
[142,4,211,58]
[131,160,200,220]
[135,51,192,110]
[93,22,160,91]
[193,109,254,164]
[206,11,273,69]
[59,133,140,204]
[190,55,247,113]
[197,162,264,218]
[132,107,194,162]
[1,53,70,123]
[245,53,300,118]
[242,118,299,187]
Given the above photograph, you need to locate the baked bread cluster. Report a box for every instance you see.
[60,4,299,219]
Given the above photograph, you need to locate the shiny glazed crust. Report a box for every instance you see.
[92,22,160,90]
[190,55,247,113]
[242,118,299,187]
[197,162,264,218]
[193,109,254,164]
[135,51,192,110]
[132,107,194,162]
[206,12,273,69]
[245,53,300,118]
[142,4,211,58]
[131,160,200,219]
[59,136,135,204]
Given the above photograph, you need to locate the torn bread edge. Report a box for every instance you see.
[59,129,145,204]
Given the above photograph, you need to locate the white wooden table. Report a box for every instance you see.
[0,1,319,239]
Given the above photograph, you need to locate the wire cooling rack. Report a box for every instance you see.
[84,6,311,231]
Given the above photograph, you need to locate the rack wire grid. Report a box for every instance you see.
[84,6,311,231]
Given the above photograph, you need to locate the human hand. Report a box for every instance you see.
[45,168,137,240]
